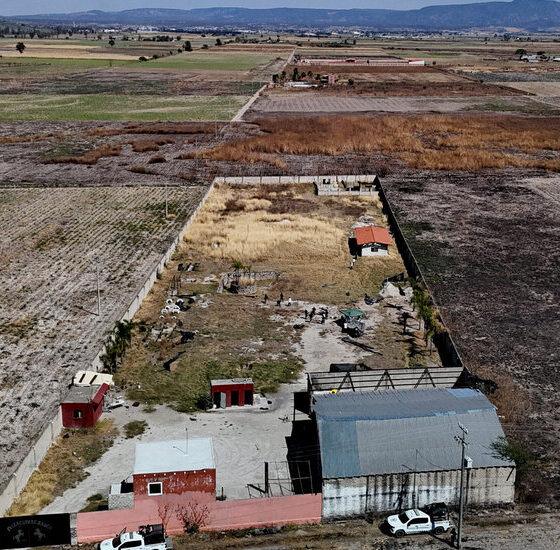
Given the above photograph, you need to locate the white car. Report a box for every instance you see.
[99,524,172,550]
[384,508,451,537]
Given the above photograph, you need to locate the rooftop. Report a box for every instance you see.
[134,438,215,475]
[354,225,393,247]
[62,384,105,404]
[211,378,253,386]
[313,388,513,478]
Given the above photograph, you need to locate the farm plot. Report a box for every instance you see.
[0,184,209,492]
[0,94,248,121]
[248,94,530,115]
[383,173,560,506]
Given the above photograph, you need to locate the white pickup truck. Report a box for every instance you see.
[384,505,452,538]
[99,524,173,550]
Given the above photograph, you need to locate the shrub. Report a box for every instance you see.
[124,420,148,439]
[148,155,166,164]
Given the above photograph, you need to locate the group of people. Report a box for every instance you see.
[304,306,328,324]
[263,293,292,307]
[262,294,329,323]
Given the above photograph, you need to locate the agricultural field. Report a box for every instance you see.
[0,94,246,121]
[0,184,208,493]
[0,39,289,121]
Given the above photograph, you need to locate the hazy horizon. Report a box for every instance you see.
[1,0,520,18]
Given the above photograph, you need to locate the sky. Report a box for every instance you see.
[0,0,509,18]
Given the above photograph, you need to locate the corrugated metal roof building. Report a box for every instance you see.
[312,388,515,519]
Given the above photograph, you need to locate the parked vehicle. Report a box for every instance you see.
[99,524,173,550]
[384,504,452,537]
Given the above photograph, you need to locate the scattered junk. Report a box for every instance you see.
[159,298,185,319]
[339,308,366,337]
[178,262,199,272]
[73,370,114,387]
[364,293,382,306]
[342,336,382,354]
[210,378,254,408]
[61,383,109,428]
[106,396,125,410]
[217,270,279,294]
[351,224,393,257]
[311,388,516,518]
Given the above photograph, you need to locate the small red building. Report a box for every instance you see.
[211,378,254,408]
[133,438,216,497]
[61,383,109,428]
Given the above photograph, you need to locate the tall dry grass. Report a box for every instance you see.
[183,183,401,304]
[197,115,560,172]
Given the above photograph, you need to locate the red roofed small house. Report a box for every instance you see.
[354,225,393,257]
[61,383,109,428]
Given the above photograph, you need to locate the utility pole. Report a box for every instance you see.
[95,256,101,316]
[455,423,469,550]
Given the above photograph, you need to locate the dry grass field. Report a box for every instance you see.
[0,185,208,493]
[196,114,560,172]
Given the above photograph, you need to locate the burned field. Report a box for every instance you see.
[383,172,560,506]
[0,184,208,493]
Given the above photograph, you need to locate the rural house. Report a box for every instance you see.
[133,438,216,497]
[311,388,515,519]
[61,383,109,428]
[353,225,392,256]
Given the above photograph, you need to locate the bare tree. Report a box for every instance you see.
[157,499,174,532]
[175,500,210,533]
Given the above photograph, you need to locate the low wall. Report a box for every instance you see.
[77,493,322,542]
[214,174,379,186]
[0,181,216,516]
[322,467,515,519]
[0,407,62,514]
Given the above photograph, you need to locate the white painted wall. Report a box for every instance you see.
[322,467,515,519]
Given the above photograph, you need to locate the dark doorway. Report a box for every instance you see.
[213,392,225,408]
[231,390,239,406]
[244,389,253,405]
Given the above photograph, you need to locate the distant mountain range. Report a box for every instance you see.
[5,0,560,32]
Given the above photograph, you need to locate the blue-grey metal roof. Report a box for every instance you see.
[313,389,513,478]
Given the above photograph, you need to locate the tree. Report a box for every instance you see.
[175,500,210,533]
[184,40,192,52]
[157,499,175,532]
[215,38,222,46]
[108,38,115,47]
[15,42,25,54]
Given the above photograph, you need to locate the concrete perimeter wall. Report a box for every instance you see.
[0,407,63,515]
[0,181,216,516]
[323,467,515,519]
[214,174,379,186]
[77,493,322,542]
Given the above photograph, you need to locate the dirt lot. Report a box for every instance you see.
[382,172,560,507]
[0,184,208,493]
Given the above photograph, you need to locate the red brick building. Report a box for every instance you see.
[211,378,254,408]
[133,438,216,497]
[61,383,109,428]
